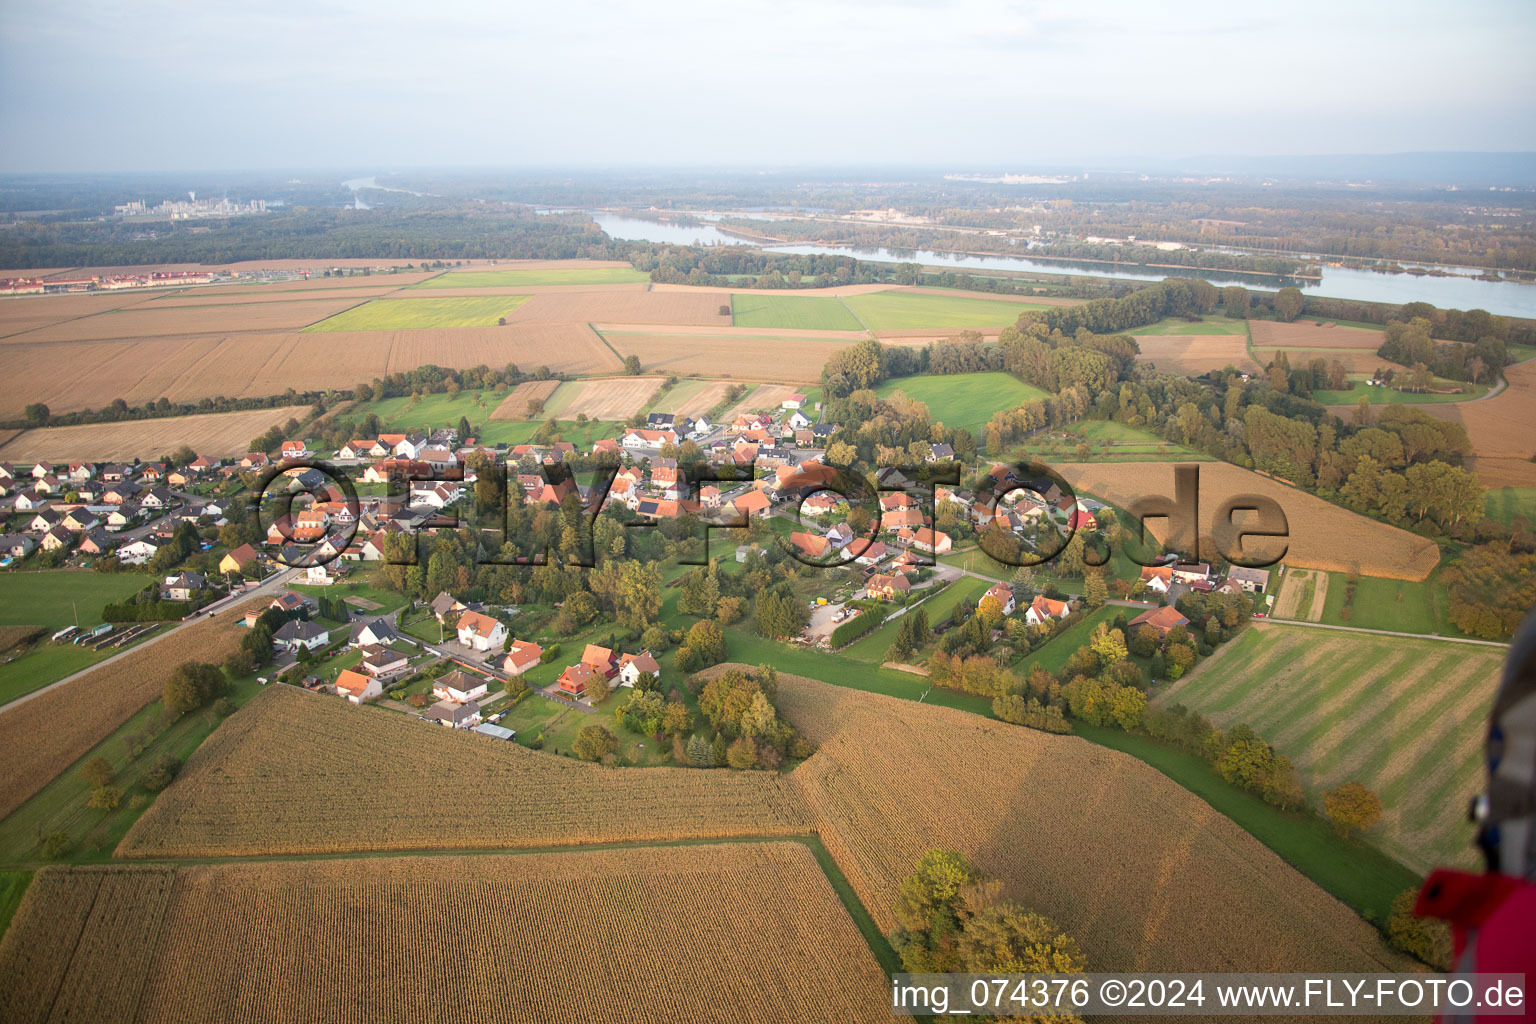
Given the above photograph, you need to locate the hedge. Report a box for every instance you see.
[830,609,885,647]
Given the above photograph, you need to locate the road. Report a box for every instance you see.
[1261,617,1510,648]
[0,567,297,715]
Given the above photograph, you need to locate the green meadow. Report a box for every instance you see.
[304,296,531,331]
[412,267,650,288]
[731,294,865,331]
[874,372,1049,435]
[842,291,1041,331]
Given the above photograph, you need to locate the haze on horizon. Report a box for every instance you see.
[2,0,1534,174]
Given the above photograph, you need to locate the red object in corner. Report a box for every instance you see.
[1417,869,1536,1013]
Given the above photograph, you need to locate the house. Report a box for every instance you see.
[140,486,175,510]
[1130,605,1191,638]
[338,440,377,460]
[731,489,771,518]
[557,662,604,700]
[618,651,661,687]
[800,492,838,516]
[788,531,831,560]
[280,440,311,460]
[273,619,330,652]
[431,592,468,621]
[1225,566,1271,593]
[1138,565,1173,594]
[850,539,889,565]
[781,392,807,410]
[163,572,207,601]
[928,442,955,462]
[117,539,159,565]
[41,526,74,552]
[581,643,619,678]
[867,573,910,600]
[333,669,382,704]
[219,543,260,575]
[909,528,952,555]
[77,529,115,556]
[0,533,36,559]
[239,452,270,470]
[983,581,1016,617]
[1025,595,1070,627]
[13,489,50,511]
[621,428,677,451]
[882,507,925,531]
[358,644,410,679]
[424,699,481,728]
[433,669,490,704]
[270,591,315,616]
[1171,562,1211,585]
[503,639,544,676]
[786,409,813,430]
[61,509,99,533]
[350,618,399,648]
[455,610,507,652]
[825,521,855,549]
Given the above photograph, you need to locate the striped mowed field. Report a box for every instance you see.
[1158,623,1503,872]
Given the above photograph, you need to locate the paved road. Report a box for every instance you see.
[1262,617,1510,648]
[0,567,297,715]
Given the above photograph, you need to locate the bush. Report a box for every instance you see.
[139,754,181,793]
[87,785,123,811]
[41,831,70,858]
[1384,889,1452,969]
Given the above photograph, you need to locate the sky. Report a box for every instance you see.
[2,0,1534,173]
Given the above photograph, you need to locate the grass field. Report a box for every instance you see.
[1013,419,1210,463]
[731,294,864,331]
[1160,624,1503,872]
[874,372,1049,434]
[303,296,531,332]
[1131,314,1253,336]
[1314,569,1467,637]
[0,573,149,630]
[411,267,650,288]
[1484,486,1536,526]
[838,577,988,663]
[1312,382,1485,405]
[844,290,1040,331]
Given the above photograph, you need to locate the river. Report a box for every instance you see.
[590,213,1536,318]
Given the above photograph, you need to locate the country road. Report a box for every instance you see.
[0,567,297,715]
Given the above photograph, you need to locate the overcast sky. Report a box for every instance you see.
[2,0,1533,173]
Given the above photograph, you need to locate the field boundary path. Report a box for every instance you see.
[1260,617,1510,648]
[0,569,296,715]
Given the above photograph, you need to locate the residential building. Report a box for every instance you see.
[433,669,490,704]
[334,669,382,704]
[456,610,507,652]
[503,639,544,676]
[1025,595,1070,627]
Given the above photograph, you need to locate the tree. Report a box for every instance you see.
[616,561,663,629]
[23,402,49,427]
[139,754,180,793]
[1221,285,1249,319]
[1082,570,1108,608]
[163,661,227,715]
[893,849,976,934]
[686,733,713,767]
[1274,287,1304,322]
[726,735,759,769]
[1384,888,1451,969]
[87,785,123,811]
[1323,781,1383,838]
[678,619,726,669]
[573,724,618,762]
[80,755,113,789]
[1088,624,1128,664]
[623,354,642,375]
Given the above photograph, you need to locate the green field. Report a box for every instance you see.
[412,267,649,288]
[1484,487,1536,527]
[1312,382,1485,405]
[0,571,165,705]
[842,291,1041,331]
[353,386,620,446]
[1012,606,1124,676]
[1013,419,1211,463]
[1129,314,1252,336]
[731,294,865,331]
[874,372,1049,434]
[1314,570,1466,637]
[303,296,531,332]
[1160,624,1502,872]
[839,577,989,663]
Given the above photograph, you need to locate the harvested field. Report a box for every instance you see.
[1272,568,1328,621]
[142,286,411,307]
[303,296,530,332]
[651,378,737,418]
[601,332,840,382]
[1133,334,1258,374]
[595,322,866,340]
[117,685,808,857]
[0,599,261,823]
[0,323,620,419]
[767,671,1405,973]
[1162,625,1503,871]
[505,289,728,326]
[0,406,309,463]
[1249,320,1387,350]
[1253,348,1400,373]
[489,379,562,421]
[1418,359,1536,487]
[0,846,890,1024]
[411,266,650,288]
[1051,461,1441,581]
[652,281,898,298]
[160,271,441,296]
[396,283,650,298]
[541,376,664,421]
[724,384,803,418]
[6,298,362,342]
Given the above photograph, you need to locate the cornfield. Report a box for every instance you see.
[0,599,262,822]
[0,845,890,1024]
[117,685,809,858]
[766,671,1409,974]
